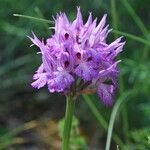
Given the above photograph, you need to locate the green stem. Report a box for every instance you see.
[62,95,76,150]
[121,0,148,35]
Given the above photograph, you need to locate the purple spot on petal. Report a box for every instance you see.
[76,35,81,44]
[87,56,92,61]
[64,33,69,40]
[76,52,81,59]
[64,61,69,68]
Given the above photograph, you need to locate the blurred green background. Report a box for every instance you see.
[0,0,150,149]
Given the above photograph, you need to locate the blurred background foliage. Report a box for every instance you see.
[0,0,150,149]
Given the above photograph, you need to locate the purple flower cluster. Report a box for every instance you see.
[29,7,125,105]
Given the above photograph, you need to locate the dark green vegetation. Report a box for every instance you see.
[0,0,150,149]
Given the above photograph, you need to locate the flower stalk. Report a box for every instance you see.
[62,95,76,150]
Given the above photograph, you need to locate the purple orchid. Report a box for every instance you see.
[29,7,125,106]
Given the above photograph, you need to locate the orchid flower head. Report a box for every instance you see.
[29,7,125,106]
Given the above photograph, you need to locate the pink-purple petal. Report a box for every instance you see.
[97,83,115,106]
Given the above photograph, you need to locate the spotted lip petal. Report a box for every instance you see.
[48,70,74,93]
[96,83,115,106]
[30,7,125,104]
[31,73,47,89]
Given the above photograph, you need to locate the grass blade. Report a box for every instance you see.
[111,0,118,30]
[13,14,53,24]
[82,95,125,148]
[110,0,129,143]
[105,90,135,150]
[112,30,150,47]
[121,0,148,35]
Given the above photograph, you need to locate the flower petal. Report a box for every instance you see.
[97,83,115,106]
[75,62,98,81]
[48,70,74,92]
[31,73,47,89]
